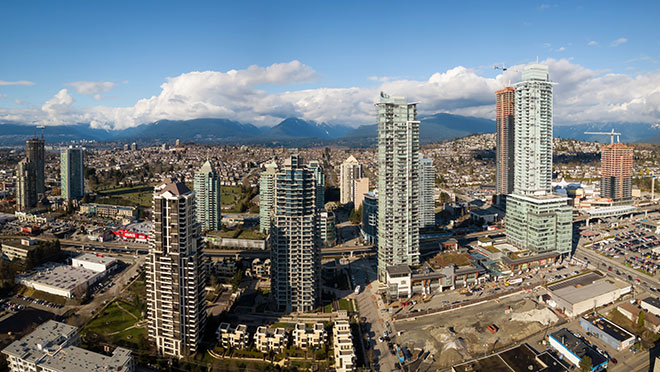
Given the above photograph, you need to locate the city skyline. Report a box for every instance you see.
[0,2,659,130]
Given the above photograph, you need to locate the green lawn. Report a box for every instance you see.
[338,299,354,312]
[323,304,333,313]
[95,184,154,208]
[221,186,243,205]
[84,301,139,334]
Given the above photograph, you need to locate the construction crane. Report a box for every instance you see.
[583,129,621,144]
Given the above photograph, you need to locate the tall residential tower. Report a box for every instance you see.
[419,156,435,228]
[495,87,515,204]
[600,143,633,203]
[376,93,420,282]
[340,156,363,205]
[26,136,45,196]
[60,147,84,200]
[270,155,321,313]
[259,161,278,234]
[147,179,206,357]
[505,65,572,255]
[194,160,222,231]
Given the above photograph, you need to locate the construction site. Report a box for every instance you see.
[394,289,562,369]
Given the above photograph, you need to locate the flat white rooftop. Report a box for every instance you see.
[18,264,99,291]
[72,253,117,266]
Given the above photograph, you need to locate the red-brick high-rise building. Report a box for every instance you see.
[600,143,633,202]
[495,87,515,205]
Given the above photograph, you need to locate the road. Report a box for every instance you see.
[349,257,398,372]
[576,244,660,290]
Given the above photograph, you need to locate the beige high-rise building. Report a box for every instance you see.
[340,155,363,205]
[353,177,369,210]
[147,178,206,357]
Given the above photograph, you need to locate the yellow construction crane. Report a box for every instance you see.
[583,129,621,144]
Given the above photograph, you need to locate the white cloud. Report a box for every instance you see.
[0,80,34,86]
[557,47,566,52]
[611,37,628,47]
[66,81,116,95]
[588,40,598,46]
[2,59,660,129]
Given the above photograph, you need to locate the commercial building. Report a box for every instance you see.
[641,296,660,317]
[71,253,117,273]
[617,301,660,332]
[270,155,322,313]
[600,143,633,203]
[333,320,356,372]
[259,161,278,234]
[253,326,288,353]
[16,159,37,211]
[505,194,572,255]
[79,203,138,221]
[453,343,568,372]
[579,314,635,351]
[419,156,435,228]
[547,272,631,317]
[112,221,152,242]
[495,87,515,205]
[318,210,337,248]
[506,64,572,255]
[360,190,378,245]
[340,155,363,205]
[16,264,102,298]
[385,264,412,299]
[147,178,207,357]
[548,328,608,371]
[216,323,249,349]
[376,93,420,282]
[194,160,222,231]
[60,147,84,200]
[1,240,38,261]
[293,323,327,350]
[2,320,133,372]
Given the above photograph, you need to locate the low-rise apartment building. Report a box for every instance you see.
[293,323,326,350]
[253,326,288,353]
[216,323,249,349]
[333,320,356,372]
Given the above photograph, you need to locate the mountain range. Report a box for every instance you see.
[1,115,659,146]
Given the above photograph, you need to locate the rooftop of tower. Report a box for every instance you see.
[156,178,191,196]
[521,64,549,82]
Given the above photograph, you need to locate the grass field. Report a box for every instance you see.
[221,186,243,206]
[82,299,147,349]
[338,298,354,312]
[429,252,470,267]
[96,184,154,208]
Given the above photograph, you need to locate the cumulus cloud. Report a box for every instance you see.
[611,37,628,47]
[66,81,116,95]
[0,80,34,86]
[2,59,660,129]
[588,40,598,46]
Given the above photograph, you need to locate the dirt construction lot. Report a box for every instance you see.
[394,290,561,369]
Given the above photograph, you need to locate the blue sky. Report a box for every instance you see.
[0,0,659,128]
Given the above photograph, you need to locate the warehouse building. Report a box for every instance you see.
[548,328,608,371]
[1,320,133,372]
[547,272,631,317]
[71,253,117,273]
[641,297,660,317]
[16,263,102,298]
[579,314,635,351]
[453,344,569,372]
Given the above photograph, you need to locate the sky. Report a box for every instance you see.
[0,0,659,129]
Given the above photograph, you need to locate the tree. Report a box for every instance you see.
[349,204,362,224]
[579,356,592,372]
[637,310,646,329]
